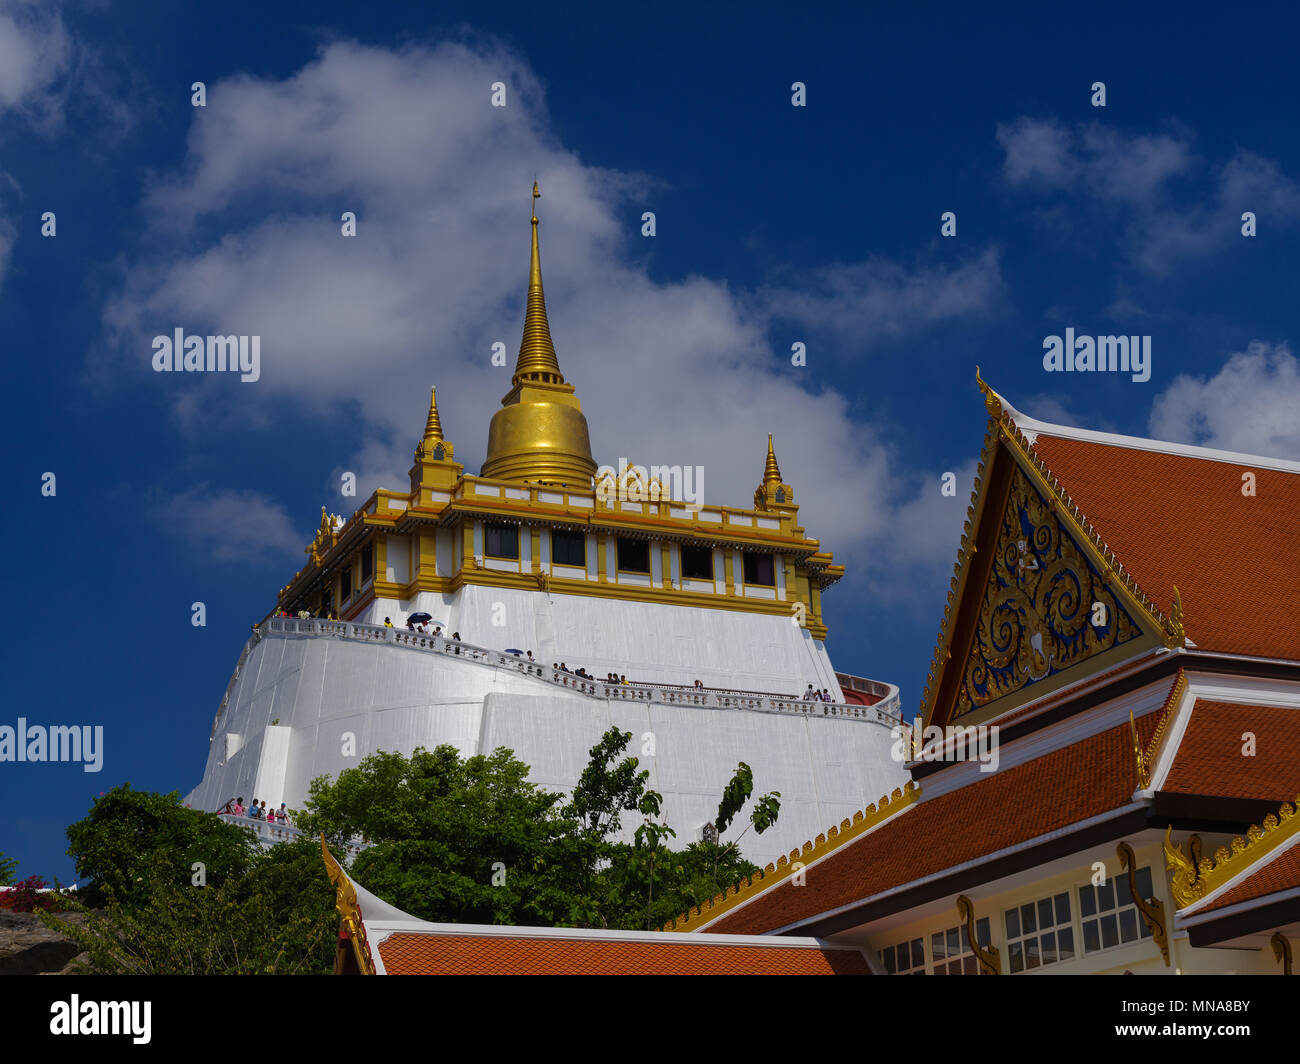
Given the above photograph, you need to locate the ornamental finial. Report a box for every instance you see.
[532,180,540,224]
[764,434,782,484]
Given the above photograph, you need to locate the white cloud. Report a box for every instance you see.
[1148,342,1300,460]
[997,117,1300,276]
[103,38,1001,596]
[0,0,71,126]
[158,486,304,565]
[761,248,1004,345]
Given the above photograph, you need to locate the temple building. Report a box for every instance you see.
[185,187,906,867]
[652,375,1300,976]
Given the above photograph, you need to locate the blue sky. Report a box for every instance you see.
[5,1,1300,881]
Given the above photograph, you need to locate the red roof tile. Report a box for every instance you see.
[1030,435,1300,661]
[375,932,871,974]
[1163,700,1300,802]
[709,713,1160,935]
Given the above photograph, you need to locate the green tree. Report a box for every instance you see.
[299,745,579,926]
[0,850,17,887]
[65,785,259,908]
[711,761,781,895]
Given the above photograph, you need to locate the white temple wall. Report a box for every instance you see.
[186,631,906,867]
[372,585,843,695]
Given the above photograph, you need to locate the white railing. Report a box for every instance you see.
[216,813,365,861]
[247,618,900,728]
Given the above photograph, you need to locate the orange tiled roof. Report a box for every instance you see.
[707,712,1160,935]
[375,931,871,974]
[1196,840,1300,913]
[1030,434,1300,661]
[1163,700,1300,802]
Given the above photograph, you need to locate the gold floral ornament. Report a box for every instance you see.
[954,467,1142,718]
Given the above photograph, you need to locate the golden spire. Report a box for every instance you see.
[763,434,782,485]
[480,184,597,486]
[423,386,443,442]
[514,181,563,386]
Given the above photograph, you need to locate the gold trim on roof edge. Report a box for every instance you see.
[661,781,921,933]
[921,372,1188,729]
[1133,669,1186,790]
[321,834,376,975]
[1164,796,1300,911]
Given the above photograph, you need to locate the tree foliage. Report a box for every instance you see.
[65,784,258,909]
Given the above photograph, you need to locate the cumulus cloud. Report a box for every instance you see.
[0,0,71,126]
[102,38,1001,595]
[761,248,1004,346]
[1148,342,1300,460]
[997,117,1300,275]
[156,486,304,565]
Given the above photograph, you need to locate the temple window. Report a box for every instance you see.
[878,937,925,975]
[616,537,650,573]
[775,488,785,503]
[552,529,586,567]
[485,523,520,560]
[932,918,990,974]
[742,552,775,586]
[1078,866,1153,954]
[681,545,713,580]
[340,565,353,601]
[1005,892,1074,973]
[361,544,373,583]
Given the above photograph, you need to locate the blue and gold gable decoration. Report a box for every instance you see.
[953,465,1142,719]
[920,371,1182,733]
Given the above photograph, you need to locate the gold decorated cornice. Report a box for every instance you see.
[662,782,920,933]
[1118,841,1168,965]
[1165,796,1300,910]
[321,834,375,975]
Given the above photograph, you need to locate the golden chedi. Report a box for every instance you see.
[481,183,598,486]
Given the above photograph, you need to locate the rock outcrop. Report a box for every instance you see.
[0,910,90,975]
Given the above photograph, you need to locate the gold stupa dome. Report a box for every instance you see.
[481,183,598,486]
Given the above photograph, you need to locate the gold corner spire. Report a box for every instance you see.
[514,181,563,386]
[423,386,443,442]
[764,434,783,484]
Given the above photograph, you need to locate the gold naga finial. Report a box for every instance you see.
[975,365,1002,416]
[1161,585,1187,648]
